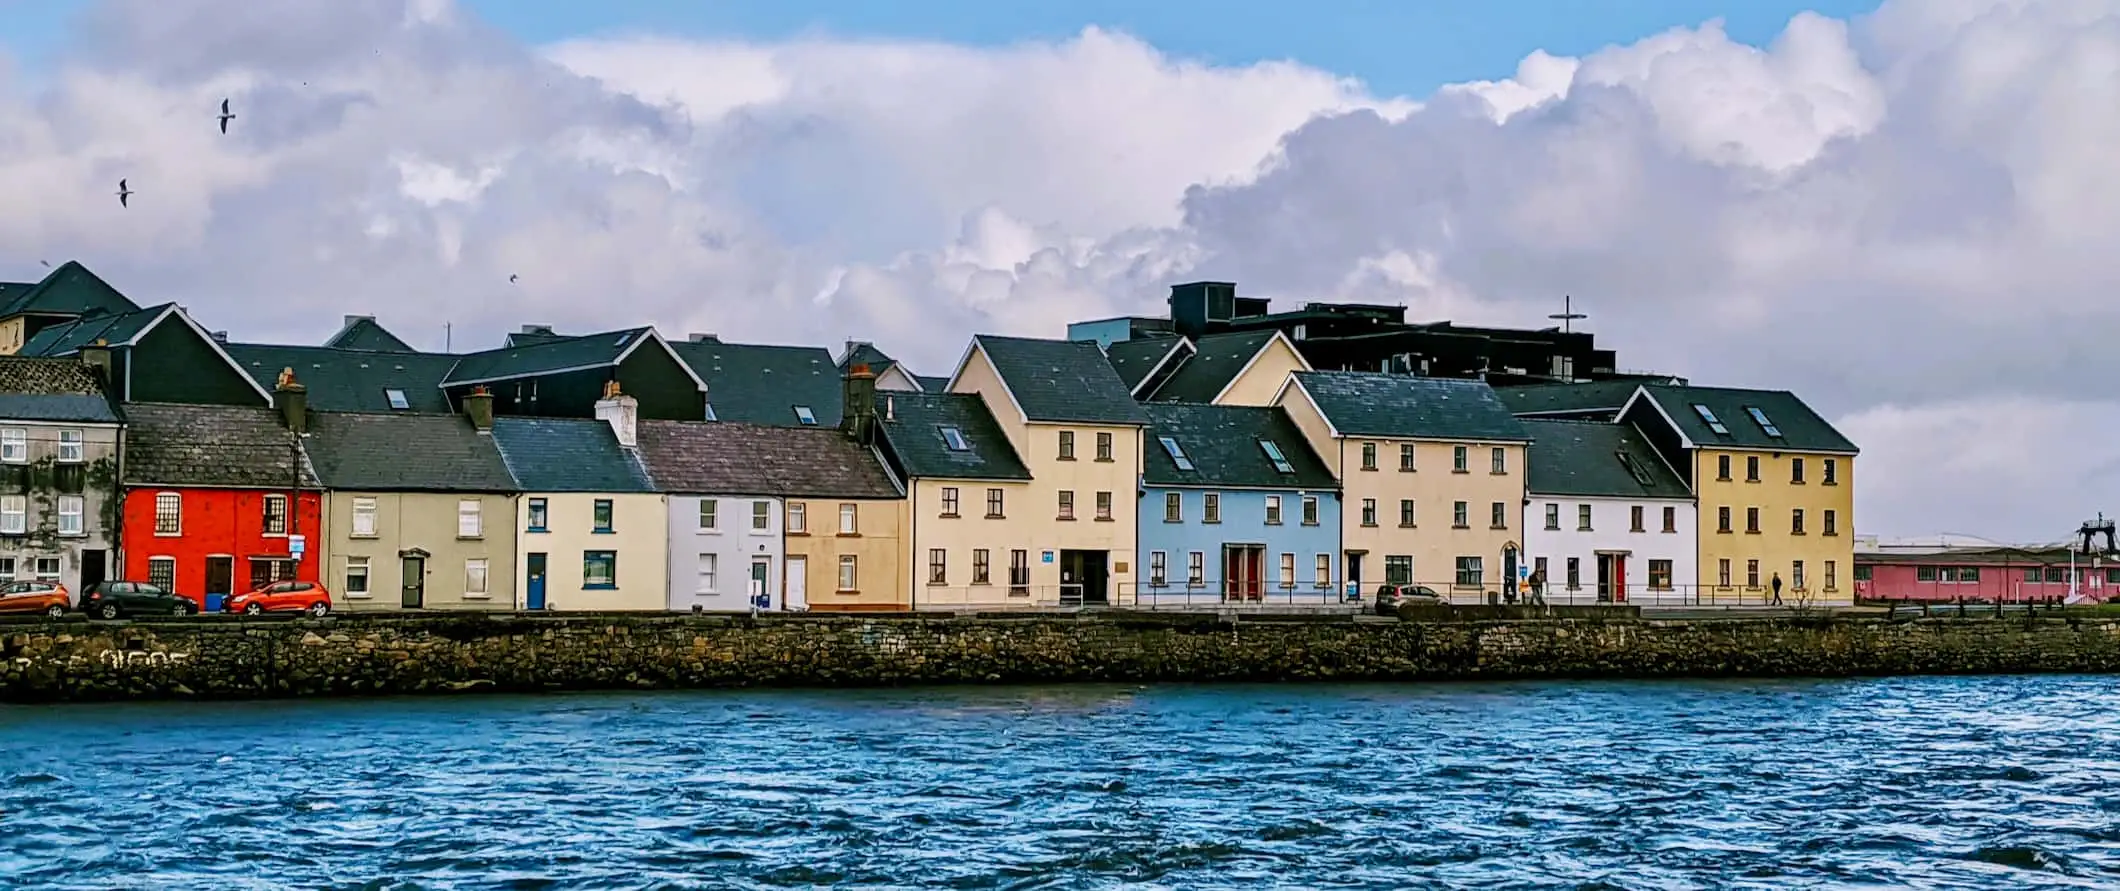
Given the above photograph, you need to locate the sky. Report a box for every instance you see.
[1,0,2116,543]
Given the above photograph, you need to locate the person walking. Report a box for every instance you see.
[1770,571,1784,606]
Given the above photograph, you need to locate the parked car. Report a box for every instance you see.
[1375,583,1443,615]
[81,581,198,619]
[226,580,333,617]
[0,580,72,618]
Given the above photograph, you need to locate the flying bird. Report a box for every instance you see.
[116,179,132,208]
[218,98,235,134]
[508,274,518,284]
[39,260,50,268]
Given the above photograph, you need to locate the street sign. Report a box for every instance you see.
[289,534,307,558]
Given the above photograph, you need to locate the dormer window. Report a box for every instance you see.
[384,388,410,410]
[940,426,970,451]
[1691,404,1730,435]
[794,406,817,425]
[1744,406,1783,438]
[1259,440,1295,474]
[1159,436,1194,471]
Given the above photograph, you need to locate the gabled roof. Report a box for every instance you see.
[443,327,704,391]
[0,357,120,423]
[121,403,317,488]
[1285,371,1529,442]
[1140,403,1336,490]
[225,344,458,413]
[913,374,950,393]
[305,412,517,492]
[1102,335,1187,393]
[505,330,571,349]
[20,303,274,404]
[1147,330,1293,403]
[1520,419,1691,500]
[491,417,654,493]
[1496,380,1647,416]
[1627,384,1858,455]
[967,335,1148,426]
[0,261,141,319]
[636,419,902,498]
[322,316,417,353]
[669,339,842,427]
[874,391,1032,481]
[837,341,898,375]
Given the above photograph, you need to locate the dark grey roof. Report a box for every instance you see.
[1292,371,1529,442]
[19,304,170,356]
[636,420,901,498]
[225,343,457,413]
[913,375,950,393]
[1496,380,1648,416]
[505,331,571,349]
[0,262,141,319]
[0,357,119,423]
[442,327,658,386]
[670,340,842,427]
[1635,385,1858,454]
[972,335,1148,426]
[322,316,416,352]
[838,342,898,375]
[491,417,653,493]
[874,391,1031,481]
[305,412,517,492]
[121,403,318,488]
[1147,330,1280,403]
[1102,335,1186,393]
[1521,419,1692,499]
[1141,403,1336,489]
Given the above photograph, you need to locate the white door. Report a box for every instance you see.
[785,556,808,611]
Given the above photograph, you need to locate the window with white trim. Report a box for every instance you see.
[57,430,83,463]
[352,496,378,537]
[697,554,718,593]
[154,492,181,535]
[839,503,858,534]
[464,558,489,597]
[838,555,858,591]
[148,557,176,591]
[0,496,24,535]
[457,499,482,538]
[57,496,83,536]
[344,556,370,596]
[0,429,23,463]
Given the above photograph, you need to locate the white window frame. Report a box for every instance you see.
[837,555,858,591]
[698,554,718,594]
[33,557,59,581]
[352,496,378,537]
[344,556,371,598]
[1150,550,1168,586]
[154,491,181,535]
[751,501,771,533]
[464,558,490,598]
[56,495,83,536]
[457,498,482,538]
[787,502,807,534]
[0,428,24,463]
[1315,553,1332,589]
[1280,553,1296,589]
[147,556,176,591]
[262,494,289,537]
[57,429,84,463]
[0,496,25,535]
[839,503,858,534]
[1187,551,1205,586]
[698,499,718,532]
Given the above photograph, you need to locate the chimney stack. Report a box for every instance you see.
[273,367,308,433]
[843,363,878,444]
[463,386,495,432]
[594,379,638,449]
[78,339,115,398]
[343,314,373,328]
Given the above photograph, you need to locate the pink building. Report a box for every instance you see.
[1854,546,2118,603]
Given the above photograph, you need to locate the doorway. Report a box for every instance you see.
[526,552,547,610]
[784,556,808,611]
[1058,550,1110,606]
[1596,552,1628,603]
[204,556,233,612]
[401,555,426,608]
[1345,551,1365,600]
[749,558,771,609]
[1223,544,1265,602]
[80,549,106,593]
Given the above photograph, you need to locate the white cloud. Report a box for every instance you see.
[0,0,2116,540]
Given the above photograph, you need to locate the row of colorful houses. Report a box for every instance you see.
[0,261,1863,610]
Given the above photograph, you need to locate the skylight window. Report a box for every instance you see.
[940,426,970,451]
[1745,406,1783,438]
[1259,440,1295,474]
[1691,404,1730,436]
[384,388,409,410]
[1159,436,1194,471]
[794,406,817,425]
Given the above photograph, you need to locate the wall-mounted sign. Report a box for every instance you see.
[1042,550,1055,564]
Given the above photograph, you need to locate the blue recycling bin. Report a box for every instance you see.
[205,593,227,613]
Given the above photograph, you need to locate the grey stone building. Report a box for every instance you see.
[0,356,122,594]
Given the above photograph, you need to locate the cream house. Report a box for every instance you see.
[1275,371,1531,599]
[307,395,519,612]
[490,388,665,611]
[871,389,1034,609]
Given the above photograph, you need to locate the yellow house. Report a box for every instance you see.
[1275,371,1532,598]
[933,335,1150,606]
[489,398,667,611]
[1101,329,1312,407]
[870,389,1032,609]
[1620,385,1859,604]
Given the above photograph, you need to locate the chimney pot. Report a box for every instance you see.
[463,385,495,431]
[843,363,878,443]
[273,367,309,434]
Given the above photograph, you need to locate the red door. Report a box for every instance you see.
[1613,558,1628,602]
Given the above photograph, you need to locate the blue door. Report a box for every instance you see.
[526,552,547,610]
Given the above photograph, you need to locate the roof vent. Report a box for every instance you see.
[520,324,554,335]
[690,333,719,343]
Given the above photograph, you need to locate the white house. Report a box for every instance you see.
[1520,419,1697,604]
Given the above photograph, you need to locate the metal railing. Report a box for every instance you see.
[1372,580,1857,609]
[906,580,1859,612]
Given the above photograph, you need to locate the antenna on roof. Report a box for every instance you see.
[1549,295,1587,334]
[444,322,452,353]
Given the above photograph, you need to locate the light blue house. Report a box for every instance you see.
[1137,403,1342,605]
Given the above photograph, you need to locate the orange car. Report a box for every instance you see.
[225,580,333,617]
[0,580,71,618]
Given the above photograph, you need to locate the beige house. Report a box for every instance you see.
[307,397,520,612]
[1276,371,1531,598]
[490,389,666,611]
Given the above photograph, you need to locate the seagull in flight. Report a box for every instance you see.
[116,179,132,208]
[218,98,235,134]
[508,274,518,284]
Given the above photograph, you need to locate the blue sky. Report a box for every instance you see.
[8,0,1884,96]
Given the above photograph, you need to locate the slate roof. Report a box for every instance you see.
[972,335,1149,426]
[491,417,654,493]
[1520,419,1692,499]
[1496,380,1648,417]
[121,403,318,488]
[1140,403,1336,489]
[505,331,571,349]
[636,420,902,498]
[873,391,1031,481]
[323,316,416,352]
[0,261,141,319]
[225,344,458,413]
[838,342,898,375]
[442,327,658,386]
[1102,335,1187,393]
[1635,385,1859,454]
[670,339,842,427]
[1291,371,1530,442]
[305,412,518,492]
[19,304,170,356]
[0,357,120,423]
[913,375,950,393]
[1148,330,1282,403]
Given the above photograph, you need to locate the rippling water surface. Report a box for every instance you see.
[4,677,2120,889]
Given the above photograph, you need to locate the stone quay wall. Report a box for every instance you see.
[5,611,2120,703]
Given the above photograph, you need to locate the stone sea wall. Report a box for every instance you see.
[4,611,2120,703]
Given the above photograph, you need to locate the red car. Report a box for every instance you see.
[226,580,333,617]
[0,580,71,618]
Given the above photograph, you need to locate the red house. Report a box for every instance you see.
[119,402,321,606]
[1854,545,2115,603]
